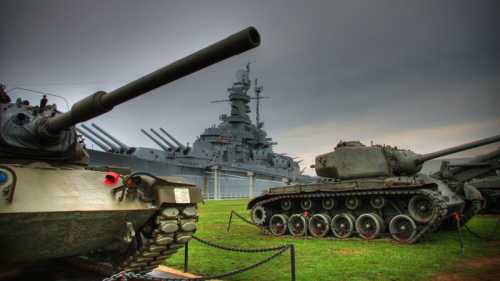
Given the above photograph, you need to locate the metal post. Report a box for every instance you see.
[227,210,234,232]
[213,166,219,200]
[203,175,208,198]
[455,214,464,256]
[290,245,296,281]
[247,172,255,198]
[184,242,189,273]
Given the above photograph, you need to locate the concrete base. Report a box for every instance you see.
[150,265,218,280]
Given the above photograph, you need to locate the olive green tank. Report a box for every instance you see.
[248,135,500,243]
[0,27,260,273]
[433,147,500,214]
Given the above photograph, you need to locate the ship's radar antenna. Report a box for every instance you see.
[210,63,269,127]
[253,78,268,128]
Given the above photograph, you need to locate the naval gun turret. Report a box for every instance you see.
[0,27,260,274]
[248,135,500,243]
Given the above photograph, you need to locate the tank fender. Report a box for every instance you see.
[248,196,268,209]
[156,177,203,204]
[139,175,203,205]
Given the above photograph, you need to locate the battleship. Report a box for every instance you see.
[79,64,311,199]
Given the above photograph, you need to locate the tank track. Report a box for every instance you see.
[71,204,198,275]
[252,188,448,243]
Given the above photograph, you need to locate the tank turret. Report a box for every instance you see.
[0,27,260,165]
[314,135,500,179]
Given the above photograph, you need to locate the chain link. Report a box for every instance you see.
[102,236,293,281]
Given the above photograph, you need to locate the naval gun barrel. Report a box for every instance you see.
[91,123,134,153]
[141,129,170,152]
[150,128,177,149]
[80,124,121,153]
[76,128,112,152]
[159,128,185,150]
[416,134,500,164]
[42,27,261,134]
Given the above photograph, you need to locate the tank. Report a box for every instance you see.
[0,26,261,274]
[433,147,500,214]
[248,135,500,243]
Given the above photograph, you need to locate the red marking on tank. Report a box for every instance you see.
[104,172,120,186]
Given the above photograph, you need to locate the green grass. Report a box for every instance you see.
[166,200,500,281]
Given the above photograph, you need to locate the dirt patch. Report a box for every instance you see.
[432,256,500,281]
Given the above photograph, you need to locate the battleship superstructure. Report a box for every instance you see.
[81,65,307,198]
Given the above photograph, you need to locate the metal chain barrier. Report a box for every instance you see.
[226,210,262,233]
[102,235,296,281]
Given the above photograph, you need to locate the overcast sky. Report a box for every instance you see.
[1,0,499,174]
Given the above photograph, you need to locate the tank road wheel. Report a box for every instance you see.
[308,214,331,237]
[322,198,336,210]
[251,206,270,226]
[280,199,293,211]
[355,213,384,240]
[345,196,360,210]
[408,195,435,224]
[288,214,307,236]
[389,214,418,243]
[300,198,313,210]
[269,214,289,236]
[370,196,386,209]
[331,213,355,239]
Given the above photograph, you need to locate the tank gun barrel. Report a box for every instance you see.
[91,123,133,153]
[159,128,185,150]
[417,134,500,164]
[43,27,261,134]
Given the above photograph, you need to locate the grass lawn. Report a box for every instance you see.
[166,199,500,281]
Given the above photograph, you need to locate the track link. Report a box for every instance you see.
[71,204,198,275]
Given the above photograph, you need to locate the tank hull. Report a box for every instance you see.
[0,164,200,273]
[0,210,153,263]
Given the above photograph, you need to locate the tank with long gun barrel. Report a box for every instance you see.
[248,134,500,243]
[0,27,261,274]
[433,146,500,213]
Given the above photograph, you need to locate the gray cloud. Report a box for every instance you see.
[1,0,499,175]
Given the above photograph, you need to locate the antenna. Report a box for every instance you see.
[253,78,269,128]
